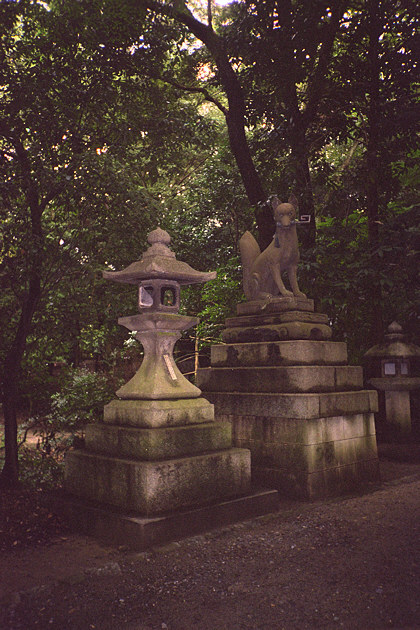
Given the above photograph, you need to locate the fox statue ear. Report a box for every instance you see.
[288,194,298,210]
[269,194,279,210]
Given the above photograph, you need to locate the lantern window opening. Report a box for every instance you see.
[381,359,410,377]
[383,361,396,376]
[400,360,409,375]
[139,285,154,308]
[161,286,176,307]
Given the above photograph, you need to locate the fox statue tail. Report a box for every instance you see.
[239,231,261,300]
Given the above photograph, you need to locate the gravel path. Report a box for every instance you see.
[1,460,420,630]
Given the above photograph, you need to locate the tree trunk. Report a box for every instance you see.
[289,120,317,249]
[197,31,274,247]
[223,84,273,249]
[1,273,41,487]
[1,380,19,487]
[0,129,44,486]
[366,0,384,345]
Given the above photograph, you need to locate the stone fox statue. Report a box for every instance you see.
[239,195,306,301]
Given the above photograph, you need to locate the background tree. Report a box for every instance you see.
[307,0,419,348]
[141,0,352,248]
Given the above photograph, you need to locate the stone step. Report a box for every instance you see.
[225,310,329,328]
[65,448,250,516]
[197,365,364,394]
[203,390,378,419]
[85,421,232,461]
[211,340,348,367]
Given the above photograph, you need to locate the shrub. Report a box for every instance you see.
[48,367,113,435]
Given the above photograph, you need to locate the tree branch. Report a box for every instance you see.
[302,1,347,128]
[159,74,227,114]
[207,0,213,30]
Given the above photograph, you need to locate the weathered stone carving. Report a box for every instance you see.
[197,203,380,499]
[239,195,306,301]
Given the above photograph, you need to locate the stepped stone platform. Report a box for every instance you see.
[64,397,279,549]
[56,487,279,552]
[66,398,253,515]
[197,298,380,499]
[65,397,278,544]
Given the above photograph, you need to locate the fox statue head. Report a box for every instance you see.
[270,194,299,230]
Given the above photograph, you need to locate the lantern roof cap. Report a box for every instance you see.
[103,227,216,286]
[364,321,420,359]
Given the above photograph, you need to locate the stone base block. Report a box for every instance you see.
[226,412,377,446]
[225,311,328,329]
[213,412,379,499]
[197,365,363,394]
[65,448,250,516]
[211,340,348,368]
[103,397,214,428]
[55,488,279,551]
[252,459,380,500]
[85,421,232,460]
[236,431,378,473]
[204,390,378,419]
[237,297,314,315]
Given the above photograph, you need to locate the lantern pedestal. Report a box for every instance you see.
[197,298,380,499]
[116,313,201,400]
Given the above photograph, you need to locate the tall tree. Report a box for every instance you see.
[140,0,348,247]
[141,0,272,245]
[321,0,419,345]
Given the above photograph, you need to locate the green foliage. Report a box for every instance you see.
[47,368,113,435]
[12,368,114,489]
[18,446,64,490]
[196,257,244,348]
[300,189,419,364]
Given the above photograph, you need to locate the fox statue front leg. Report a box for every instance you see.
[251,271,275,300]
[270,263,293,298]
[287,265,306,299]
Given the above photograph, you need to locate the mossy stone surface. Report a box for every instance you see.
[197,365,363,394]
[85,422,232,460]
[211,340,348,368]
[65,448,251,516]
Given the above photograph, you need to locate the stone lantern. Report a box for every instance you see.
[364,322,420,440]
[102,227,216,400]
[64,228,277,549]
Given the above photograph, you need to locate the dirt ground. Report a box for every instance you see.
[1,457,419,630]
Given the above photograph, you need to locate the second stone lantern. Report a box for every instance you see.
[64,228,277,549]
